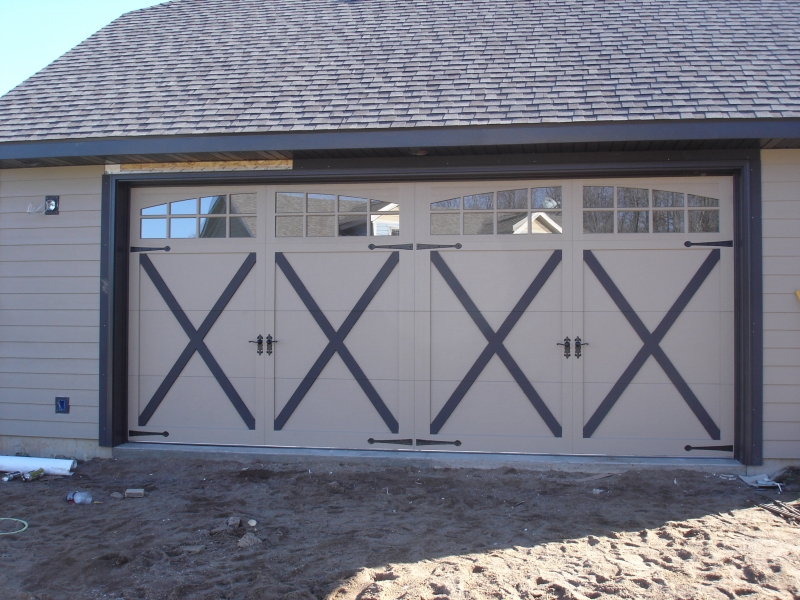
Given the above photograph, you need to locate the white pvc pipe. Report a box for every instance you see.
[0,456,76,476]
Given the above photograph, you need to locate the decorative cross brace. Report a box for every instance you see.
[274,252,400,433]
[138,253,257,429]
[582,249,721,440]
[429,250,563,437]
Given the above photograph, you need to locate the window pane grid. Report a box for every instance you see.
[431,187,562,235]
[275,192,399,237]
[583,187,719,234]
[141,194,256,239]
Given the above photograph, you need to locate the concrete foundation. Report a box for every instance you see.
[0,436,112,461]
[113,442,756,475]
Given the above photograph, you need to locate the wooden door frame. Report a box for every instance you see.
[100,148,762,465]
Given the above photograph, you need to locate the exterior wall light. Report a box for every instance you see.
[44,196,59,215]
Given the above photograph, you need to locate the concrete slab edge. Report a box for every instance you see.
[113,443,747,474]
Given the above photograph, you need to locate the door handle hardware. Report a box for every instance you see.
[128,430,169,437]
[249,335,264,355]
[368,243,413,250]
[556,337,571,358]
[416,243,462,250]
[131,246,171,253]
[368,438,413,445]
[575,336,588,359]
[684,240,733,248]
[684,444,733,452]
[265,334,277,356]
[415,439,462,446]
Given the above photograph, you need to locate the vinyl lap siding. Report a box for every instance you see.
[761,150,800,460]
[0,166,102,442]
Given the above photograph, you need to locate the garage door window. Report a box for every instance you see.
[431,187,562,235]
[140,194,257,239]
[275,192,399,237]
[583,187,719,234]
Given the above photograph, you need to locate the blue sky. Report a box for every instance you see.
[0,0,164,97]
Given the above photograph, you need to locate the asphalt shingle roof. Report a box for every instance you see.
[1,0,799,143]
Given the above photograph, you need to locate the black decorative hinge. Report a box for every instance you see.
[416,439,462,446]
[129,430,169,437]
[684,241,733,248]
[131,246,171,252]
[416,243,462,250]
[368,243,413,250]
[684,444,733,452]
[368,438,413,445]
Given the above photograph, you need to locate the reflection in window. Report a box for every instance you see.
[431,213,460,235]
[339,196,368,213]
[200,196,226,214]
[653,211,684,233]
[532,212,563,234]
[139,193,257,239]
[338,215,368,236]
[532,187,562,209]
[583,187,614,208]
[689,210,719,233]
[170,199,196,214]
[307,193,336,213]
[141,203,167,216]
[618,211,649,233]
[431,198,460,210]
[200,217,226,238]
[371,214,400,236]
[583,211,614,234]
[497,189,527,210]
[307,215,335,237]
[653,190,684,207]
[141,218,167,238]
[276,216,303,237]
[276,192,399,237]
[464,212,494,235]
[231,216,257,238]
[276,192,304,213]
[688,194,720,207]
[617,188,649,208]
[463,193,493,210]
[498,212,528,235]
[170,217,196,238]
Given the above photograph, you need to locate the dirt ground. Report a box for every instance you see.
[1,457,799,600]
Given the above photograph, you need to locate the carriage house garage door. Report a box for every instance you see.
[128,177,734,457]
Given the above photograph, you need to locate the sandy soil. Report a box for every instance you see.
[1,457,798,600]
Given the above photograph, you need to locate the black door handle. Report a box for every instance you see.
[249,335,264,355]
[556,337,571,359]
[575,336,588,359]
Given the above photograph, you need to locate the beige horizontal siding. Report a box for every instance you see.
[761,150,800,459]
[0,166,103,443]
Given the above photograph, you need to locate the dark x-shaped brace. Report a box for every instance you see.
[274,252,400,433]
[138,253,257,429]
[430,250,563,437]
[582,249,721,440]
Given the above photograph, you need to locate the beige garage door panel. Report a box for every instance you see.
[271,250,406,447]
[424,249,569,452]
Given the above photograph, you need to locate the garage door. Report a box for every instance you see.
[127,177,733,457]
[268,184,414,449]
[128,187,265,444]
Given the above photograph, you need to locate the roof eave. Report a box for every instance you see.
[1,118,800,163]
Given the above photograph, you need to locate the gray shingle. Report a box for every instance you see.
[0,0,799,142]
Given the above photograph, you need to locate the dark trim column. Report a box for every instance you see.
[733,158,763,465]
[99,176,130,447]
